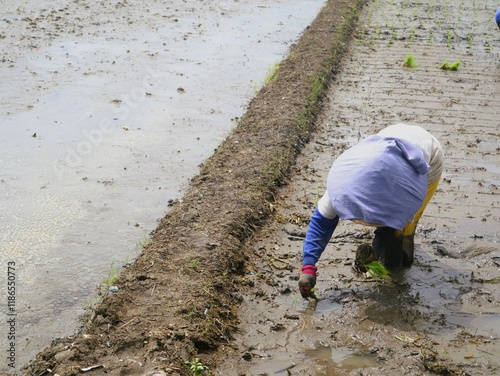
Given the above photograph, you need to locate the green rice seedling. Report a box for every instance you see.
[358,25,366,42]
[185,358,210,376]
[388,26,397,46]
[440,61,461,70]
[467,33,473,49]
[456,7,462,23]
[365,261,390,280]
[409,28,415,44]
[427,0,434,17]
[414,291,420,305]
[307,286,323,308]
[403,54,417,68]
[447,30,452,49]
[414,2,419,13]
[371,24,380,44]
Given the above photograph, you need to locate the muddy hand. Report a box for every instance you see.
[298,273,316,299]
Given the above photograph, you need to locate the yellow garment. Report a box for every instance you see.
[396,176,441,237]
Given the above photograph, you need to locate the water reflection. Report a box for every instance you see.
[305,345,379,374]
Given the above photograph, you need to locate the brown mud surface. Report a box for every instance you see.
[20,0,500,375]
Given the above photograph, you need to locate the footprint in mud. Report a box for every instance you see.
[434,243,500,259]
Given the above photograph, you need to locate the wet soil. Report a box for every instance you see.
[18,0,500,375]
[217,0,500,375]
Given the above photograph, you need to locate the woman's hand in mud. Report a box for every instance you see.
[298,273,316,299]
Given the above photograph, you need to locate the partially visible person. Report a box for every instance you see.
[496,6,500,29]
[298,123,444,299]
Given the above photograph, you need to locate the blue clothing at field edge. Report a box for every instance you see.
[496,7,500,28]
[302,207,339,266]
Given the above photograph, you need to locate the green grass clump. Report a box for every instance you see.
[365,260,390,279]
[403,54,417,68]
[440,61,461,70]
[102,260,119,289]
[185,358,210,376]
[264,62,280,84]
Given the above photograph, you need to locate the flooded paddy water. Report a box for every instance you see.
[0,0,325,371]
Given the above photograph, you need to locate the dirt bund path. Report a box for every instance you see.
[20,1,367,375]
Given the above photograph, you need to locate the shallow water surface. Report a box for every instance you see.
[306,345,380,373]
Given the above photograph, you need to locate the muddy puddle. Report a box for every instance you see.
[244,345,380,376]
[0,0,326,371]
[217,0,500,375]
[306,345,380,372]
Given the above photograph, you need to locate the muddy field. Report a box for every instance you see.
[218,0,500,375]
[17,0,500,375]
